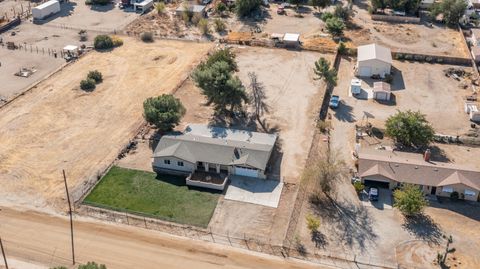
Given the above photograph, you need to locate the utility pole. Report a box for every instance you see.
[63,170,75,265]
[0,237,8,269]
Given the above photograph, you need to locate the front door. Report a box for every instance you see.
[431,186,437,195]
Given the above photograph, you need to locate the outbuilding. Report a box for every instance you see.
[372,81,391,101]
[282,33,300,47]
[32,0,61,21]
[350,78,362,95]
[356,43,392,78]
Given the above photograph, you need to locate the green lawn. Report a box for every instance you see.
[84,166,219,227]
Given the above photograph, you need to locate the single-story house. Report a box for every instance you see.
[175,4,206,17]
[358,149,480,201]
[356,43,392,78]
[152,124,277,190]
[372,81,391,101]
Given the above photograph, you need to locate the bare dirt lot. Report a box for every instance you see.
[0,37,212,211]
[347,0,469,58]
[0,0,30,19]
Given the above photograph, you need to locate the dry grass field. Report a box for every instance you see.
[0,37,212,211]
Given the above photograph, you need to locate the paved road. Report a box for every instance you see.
[0,207,329,269]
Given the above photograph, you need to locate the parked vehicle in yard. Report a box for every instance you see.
[329,95,340,109]
[369,187,379,201]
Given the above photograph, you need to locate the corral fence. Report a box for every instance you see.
[371,14,421,24]
[220,37,338,54]
[0,41,67,58]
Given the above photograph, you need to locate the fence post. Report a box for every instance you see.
[209,227,215,243]
[244,233,249,250]
[144,217,147,228]
[227,232,232,247]
[125,212,129,225]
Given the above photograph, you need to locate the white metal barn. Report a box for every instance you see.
[32,0,61,20]
[357,44,392,78]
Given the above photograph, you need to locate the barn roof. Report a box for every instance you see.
[357,44,392,64]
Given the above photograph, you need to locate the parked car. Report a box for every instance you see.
[368,187,379,201]
[329,95,340,109]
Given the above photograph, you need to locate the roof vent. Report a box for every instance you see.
[394,164,399,167]
[434,168,438,171]
[415,166,418,169]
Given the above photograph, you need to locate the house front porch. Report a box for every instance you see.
[186,170,229,191]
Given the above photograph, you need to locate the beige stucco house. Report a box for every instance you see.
[152,124,277,190]
[358,149,480,202]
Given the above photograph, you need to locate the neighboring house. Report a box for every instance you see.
[175,3,206,17]
[152,124,277,190]
[356,43,392,78]
[358,149,480,201]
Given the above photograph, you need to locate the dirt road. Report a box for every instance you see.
[0,207,328,269]
[0,38,211,211]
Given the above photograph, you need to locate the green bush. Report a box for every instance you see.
[198,18,210,35]
[450,191,459,200]
[155,2,165,15]
[80,78,96,91]
[353,181,365,193]
[216,2,227,13]
[85,0,92,5]
[236,0,262,17]
[404,54,413,60]
[337,42,347,55]
[321,12,334,22]
[94,35,113,50]
[395,53,404,60]
[140,32,154,42]
[214,18,226,32]
[305,214,321,232]
[111,35,123,47]
[87,70,103,83]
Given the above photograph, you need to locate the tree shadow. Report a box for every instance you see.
[401,214,443,244]
[333,102,356,123]
[90,3,115,12]
[429,146,452,163]
[430,197,480,222]
[311,230,328,248]
[311,196,377,251]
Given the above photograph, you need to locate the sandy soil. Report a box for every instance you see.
[235,46,330,182]
[347,0,470,58]
[0,37,212,211]
[0,207,330,269]
[0,0,30,20]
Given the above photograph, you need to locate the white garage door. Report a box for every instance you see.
[234,166,258,178]
[375,92,388,100]
[359,66,372,77]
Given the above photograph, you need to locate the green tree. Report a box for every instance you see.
[78,262,107,269]
[289,0,302,9]
[393,184,428,216]
[216,2,227,13]
[235,0,262,17]
[430,0,467,26]
[353,181,365,193]
[87,70,103,83]
[192,61,248,114]
[313,57,338,87]
[371,0,387,10]
[385,110,435,148]
[80,78,96,91]
[310,0,330,10]
[198,18,210,35]
[320,11,334,22]
[143,94,186,133]
[94,35,113,50]
[325,17,346,38]
[204,48,237,72]
[214,18,226,32]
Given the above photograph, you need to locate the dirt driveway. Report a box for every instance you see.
[0,37,212,211]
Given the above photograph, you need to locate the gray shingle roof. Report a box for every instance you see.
[153,124,277,170]
[358,149,480,190]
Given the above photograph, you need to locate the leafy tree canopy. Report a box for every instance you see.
[325,16,346,38]
[394,184,428,216]
[236,0,262,17]
[143,94,186,132]
[385,110,435,148]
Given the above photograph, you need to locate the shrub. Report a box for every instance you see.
[321,12,334,22]
[85,0,92,5]
[425,56,433,62]
[141,32,154,42]
[80,78,96,91]
[337,41,347,55]
[236,0,262,17]
[87,70,103,83]
[450,191,459,200]
[395,53,404,60]
[191,13,202,25]
[111,35,123,47]
[404,54,413,60]
[436,58,444,63]
[198,18,210,35]
[214,18,226,32]
[305,214,321,232]
[216,2,227,13]
[155,2,165,15]
[316,120,331,133]
[353,181,365,193]
[94,35,113,50]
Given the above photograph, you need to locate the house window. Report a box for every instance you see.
[465,189,476,197]
[177,161,184,167]
[164,159,171,165]
[442,186,453,193]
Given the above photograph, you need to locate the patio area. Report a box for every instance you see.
[186,171,228,191]
[225,176,284,208]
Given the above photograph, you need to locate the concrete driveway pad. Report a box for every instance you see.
[225,176,284,208]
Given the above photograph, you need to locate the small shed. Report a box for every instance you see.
[351,78,362,95]
[63,45,79,56]
[373,82,391,101]
[283,33,300,47]
[357,43,392,78]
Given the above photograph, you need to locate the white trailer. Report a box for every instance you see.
[32,0,61,20]
[134,0,153,14]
